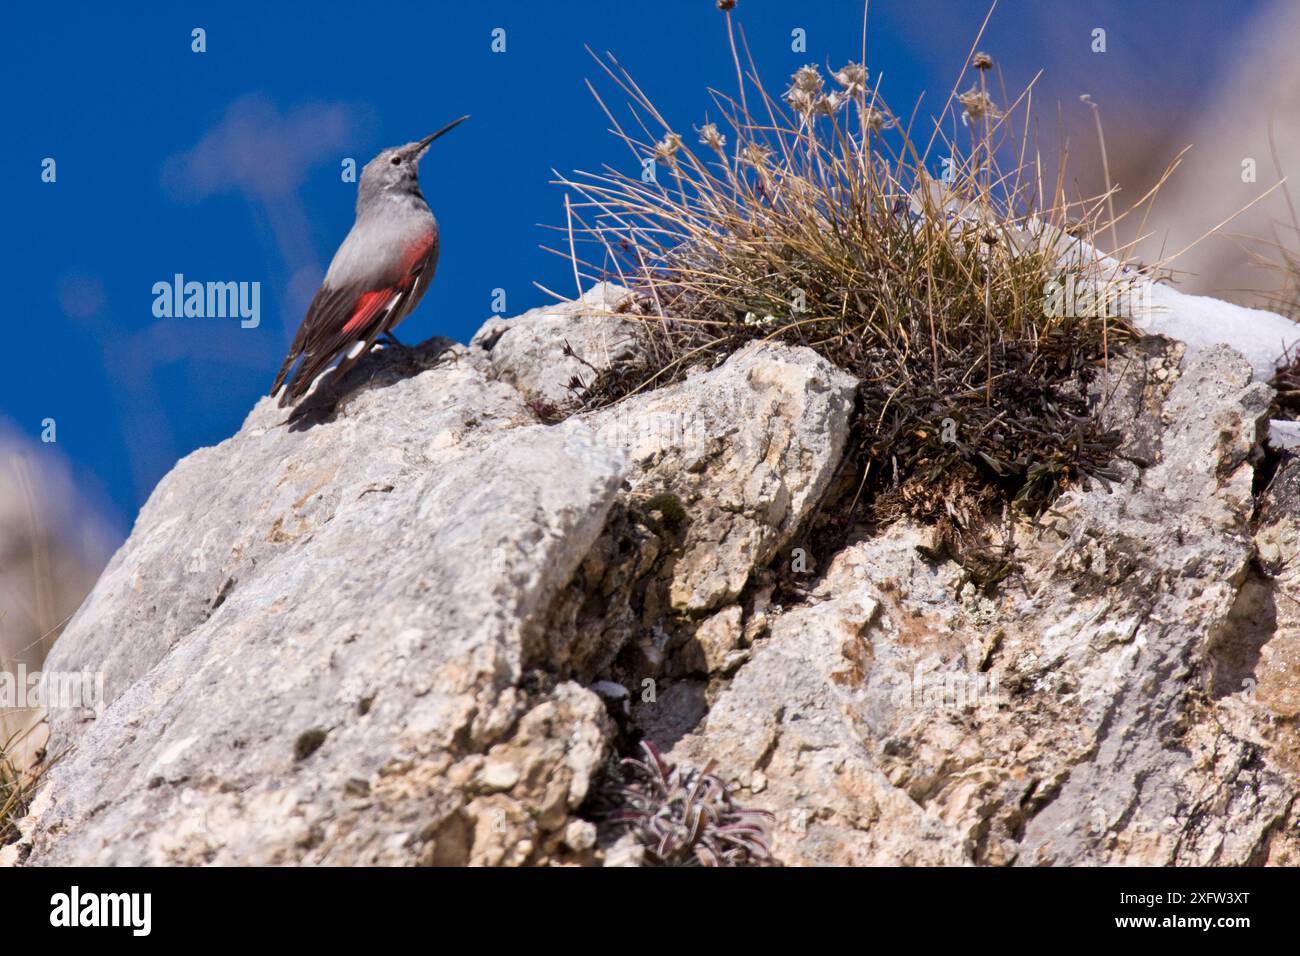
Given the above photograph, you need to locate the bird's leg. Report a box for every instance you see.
[380,330,408,349]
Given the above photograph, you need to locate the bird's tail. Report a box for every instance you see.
[270,351,300,406]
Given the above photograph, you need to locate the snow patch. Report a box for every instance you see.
[1132,282,1299,382]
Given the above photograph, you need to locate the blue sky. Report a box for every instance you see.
[1,0,1265,539]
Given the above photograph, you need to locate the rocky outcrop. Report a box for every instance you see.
[535,336,856,684]
[10,284,1300,866]
[13,286,857,866]
[22,348,629,864]
[666,340,1299,865]
[470,283,642,412]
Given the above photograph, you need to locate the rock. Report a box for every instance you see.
[1249,459,1300,730]
[663,340,1300,866]
[563,819,597,852]
[667,538,971,866]
[1010,344,1277,864]
[632,679,709,752]
[21,341,627,865]
[533,341,857,684]
[587,341,857,614]
[602,833,646,867]
[38,345,538,740]
[1268,419,1300,451]
[15,283,1300,868]
[15,310,863,867]
[688,605,747,674]
[471,282,642,412]
[478,761,521,793]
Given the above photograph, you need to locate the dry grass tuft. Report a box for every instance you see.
[548,6,1155,583]
[0,725,46,848]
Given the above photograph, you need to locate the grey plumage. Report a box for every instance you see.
[271,116,470,412]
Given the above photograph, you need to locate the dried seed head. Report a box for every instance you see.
[741,143,773,167]
[862,107,892,133]
[790,64,824,95]
[973,51,993,71]
[784,87,816,115]
[716,0,737,10]
[833,62,869,96]
[654,131,683,165]
[814,92,846,116]
[958,86,999,123]
[697,122,727,151]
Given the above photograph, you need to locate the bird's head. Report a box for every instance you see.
[359,115,470,199]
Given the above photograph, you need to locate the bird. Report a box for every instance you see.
[271,115,469,414]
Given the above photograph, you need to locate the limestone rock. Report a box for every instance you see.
[471,282,642,412]
[664,341,1300,866]
[587,341,858,613]
[16,317,858,867]
[22,343,627,865]
[15,286,1300,869]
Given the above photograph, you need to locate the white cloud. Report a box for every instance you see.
[161,94,367,202]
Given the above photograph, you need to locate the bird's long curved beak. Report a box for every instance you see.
[417,115,470,154]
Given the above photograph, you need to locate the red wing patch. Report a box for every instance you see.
[401,232,436,274]
[342,289,399,336]
[339,235,434,337]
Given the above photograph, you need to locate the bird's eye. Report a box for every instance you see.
[390,156,402,166]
